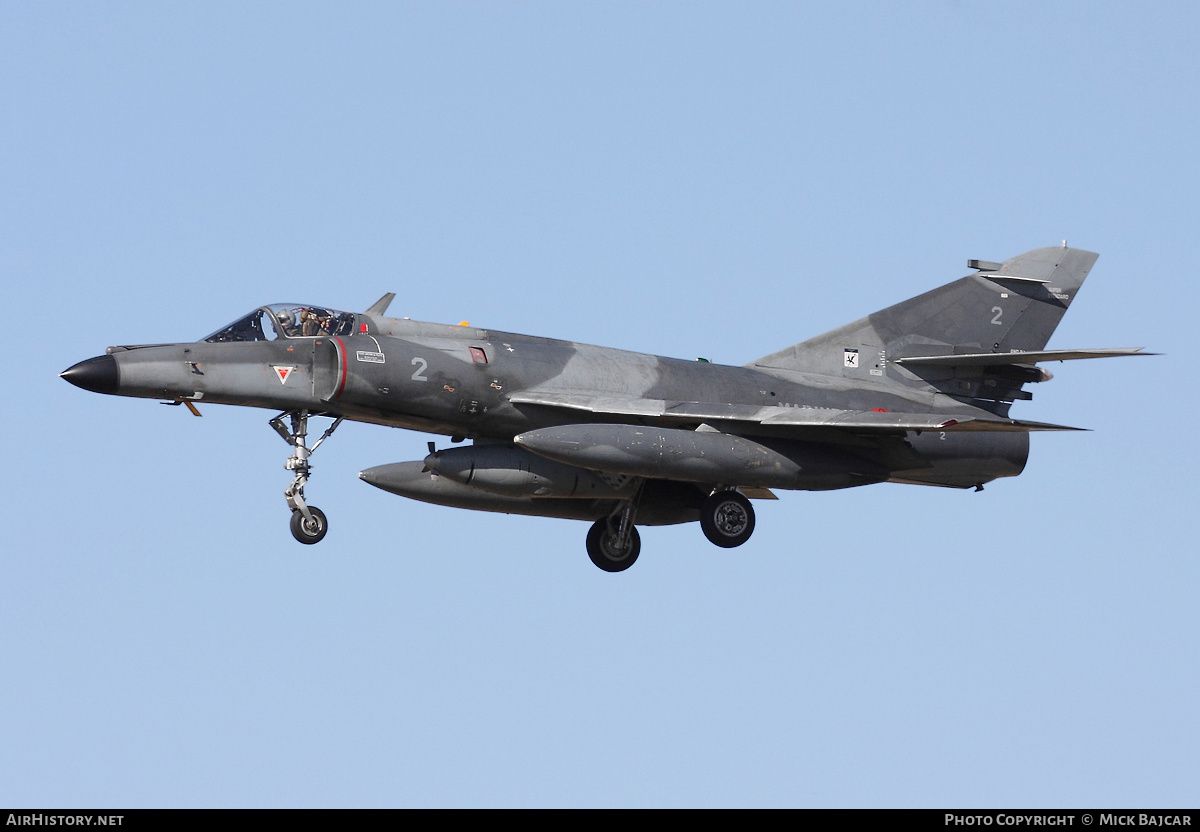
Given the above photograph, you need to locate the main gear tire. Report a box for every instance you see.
[290,506,328,545]
[586,519,641,572]
[700,490,754,548]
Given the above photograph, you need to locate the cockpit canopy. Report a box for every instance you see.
[204,304,357,343]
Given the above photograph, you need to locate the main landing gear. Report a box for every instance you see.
[586,482,643,572]
[700,489,755,548]
[586,517,642,572]
[583,485,756,572]
[270,410,343,545]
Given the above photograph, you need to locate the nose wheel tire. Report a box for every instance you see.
[586,519,641,572]
[290,506,328,544]
[700,490,754,548]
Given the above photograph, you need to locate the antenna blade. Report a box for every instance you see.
[365,293,396,316]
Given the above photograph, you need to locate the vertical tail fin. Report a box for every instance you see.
[750,246,1100,411]
[870,246,1098,355]
[752,246,1099,372]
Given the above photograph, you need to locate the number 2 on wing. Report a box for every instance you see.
[411,357,428,381]
[991,307,1003,325]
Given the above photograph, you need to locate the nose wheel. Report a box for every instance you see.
[270,410,342,545]
[290,506,328,544]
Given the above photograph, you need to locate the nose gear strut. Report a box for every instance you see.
[270,410,343,544]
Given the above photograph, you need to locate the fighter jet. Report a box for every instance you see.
[61,245,1147,571]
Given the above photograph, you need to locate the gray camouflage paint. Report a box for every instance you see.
[64,246,1136,528]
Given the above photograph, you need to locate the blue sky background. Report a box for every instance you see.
[2,2,1197,808]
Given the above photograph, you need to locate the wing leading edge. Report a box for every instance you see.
[508,391,1083,433]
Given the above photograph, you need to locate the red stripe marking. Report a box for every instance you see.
[333,337,348,400]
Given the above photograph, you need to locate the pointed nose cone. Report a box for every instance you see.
[60,355,119,394]
[359,462,439,498]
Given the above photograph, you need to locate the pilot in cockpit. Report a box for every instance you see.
[300,307,322,336]
[275,309,299,338]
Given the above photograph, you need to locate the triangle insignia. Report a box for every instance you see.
[273,366,296,385]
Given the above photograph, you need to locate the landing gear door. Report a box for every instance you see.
[312,338,345,402]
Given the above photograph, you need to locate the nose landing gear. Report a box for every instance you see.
[270,410,343,544]
[290,505,328,544]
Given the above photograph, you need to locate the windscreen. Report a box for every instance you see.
[204,305,357,343]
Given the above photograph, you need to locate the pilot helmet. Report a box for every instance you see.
[276,309,296,328]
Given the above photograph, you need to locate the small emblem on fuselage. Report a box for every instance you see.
[843,349,859,368]
[273,366,296,384]
[356,351,385,364]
